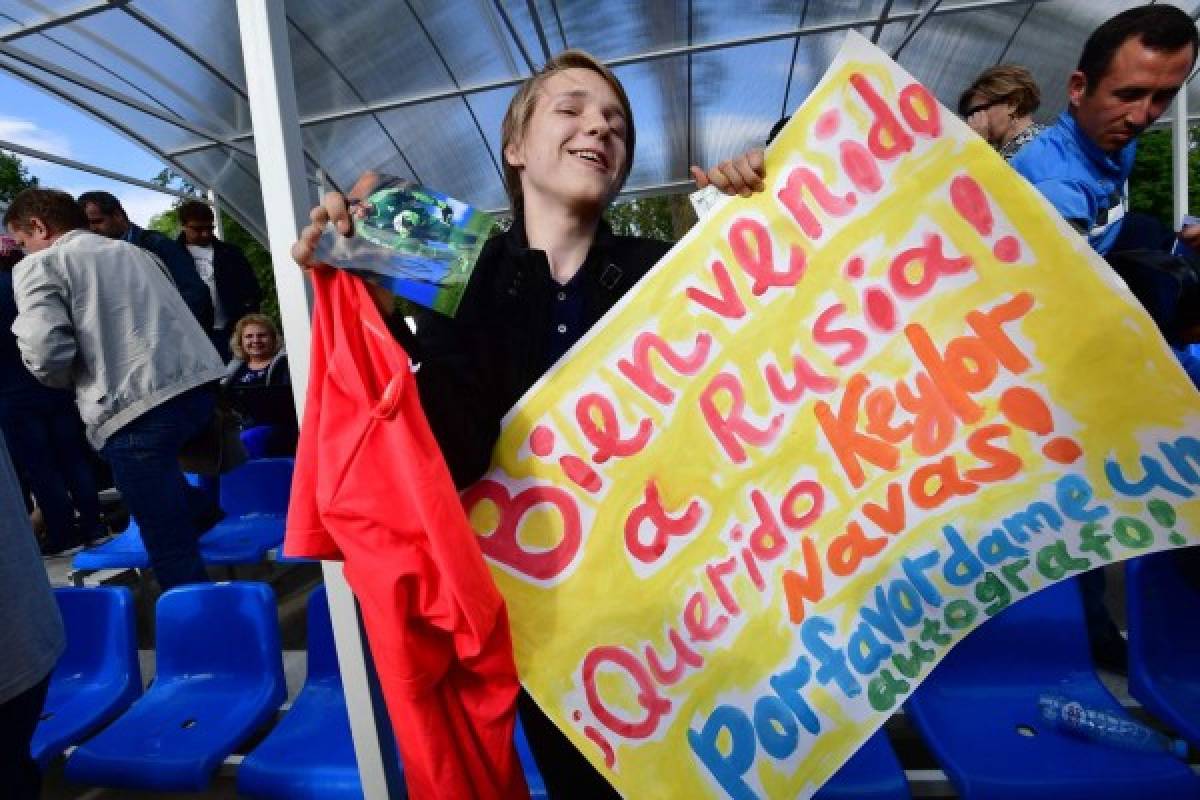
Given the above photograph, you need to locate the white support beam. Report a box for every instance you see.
[207,188,225,240]
[235,3,397,799]
[1173,92,1190,231]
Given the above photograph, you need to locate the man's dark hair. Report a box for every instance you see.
[77,190,125,217]
[177,200,215,226]
[4,188,88,236]
[1078,5,1199,89]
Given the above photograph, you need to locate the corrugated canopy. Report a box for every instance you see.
[0,0,1197,242]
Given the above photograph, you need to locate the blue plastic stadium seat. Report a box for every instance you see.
[241,425,275,460]
[64,582,286,791]
[1128,550,1200,747]
[31,587,141,767]
[198,458,293,564]
[906,578,1200,799]
[814,730,910,799]
[74,460,293,571]
[238,586,368,799]
[71,523,150,571]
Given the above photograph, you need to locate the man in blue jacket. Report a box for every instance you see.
[1010,5,1198,256]
[1011,5,1199,674]
[77,190,214,330]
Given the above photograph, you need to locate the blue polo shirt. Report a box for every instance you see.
[1011,111,1137,256]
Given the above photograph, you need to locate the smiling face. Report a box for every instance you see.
[503,67,629,217]
[240,322,276,362]
[1070,36,1193,153]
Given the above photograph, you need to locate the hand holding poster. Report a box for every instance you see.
[464,33,1200,798]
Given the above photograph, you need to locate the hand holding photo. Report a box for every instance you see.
[313,179,494,316]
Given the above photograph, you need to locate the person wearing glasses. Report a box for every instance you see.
[176,200,263,361]
[958,64,1047,161]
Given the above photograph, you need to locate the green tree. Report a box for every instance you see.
[149,170,279,324]
[605,193,696,242]
[0,150,38,204]
[1129,127,1199,229]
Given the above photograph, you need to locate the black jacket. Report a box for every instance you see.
[400,218,671,487]
[129,224,214,328]
[176,234,263,328]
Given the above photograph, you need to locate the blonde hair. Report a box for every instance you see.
[958,64,1042,118]
[230,313,281,361]
[500,49,635,212]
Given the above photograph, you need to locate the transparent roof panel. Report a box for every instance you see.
[376,97,510,206]
[692,39,796,167]
[551,0,686,61]
[20,11,247,134]
[0,0,93,28]
[0,0,1194,239]
[613,57,689,188]
[127,0,248,94]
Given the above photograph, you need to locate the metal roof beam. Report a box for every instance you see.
[0,53,270,242]
[994,0,1037,66]
[168,0,1054,158]
[0,136,205,200]
[491,0,537,73]
[891,0,944,59]
[871,0,896,44]
[402,0,504,184]
[0,39,255,158]
[0,0,123,43]
[118,4,248,98]
[525,0,553,63]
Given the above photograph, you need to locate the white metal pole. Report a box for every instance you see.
[207,187,225,241]
[1172,90,1189,230]
[235,2,397,797]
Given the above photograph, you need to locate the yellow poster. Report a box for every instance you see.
[464,32,1200,799]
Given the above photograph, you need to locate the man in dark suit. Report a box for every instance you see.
[176,200,262,360]
[77,191,213,329]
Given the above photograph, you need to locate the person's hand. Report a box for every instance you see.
[291,171,383,270]
[689,149,765,197]
[1179,223,1200,252]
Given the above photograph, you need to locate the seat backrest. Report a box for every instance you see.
[306,585,341,681]
[219,458,294,518]
[53,587,139,686]
[1128,551,1200,671]
[930,577,1092,685]
[155,582,285,687]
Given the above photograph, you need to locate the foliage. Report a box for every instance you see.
[605,193,697,242]
[1129,128,1199,229]
[0,150,39,205]
[149,170,279,324]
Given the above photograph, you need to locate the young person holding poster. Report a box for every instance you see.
[293,49,765,799]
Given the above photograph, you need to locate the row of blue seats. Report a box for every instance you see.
[72,458,295,572]
[40,555,1200,797]
[36,581,903,798]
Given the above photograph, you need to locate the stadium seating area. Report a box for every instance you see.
[38,456,1200,798]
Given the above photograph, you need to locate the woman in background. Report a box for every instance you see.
[222,313,295,456]
[959,64,1047,160]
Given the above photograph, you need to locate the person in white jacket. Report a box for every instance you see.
[5,188,226,590]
